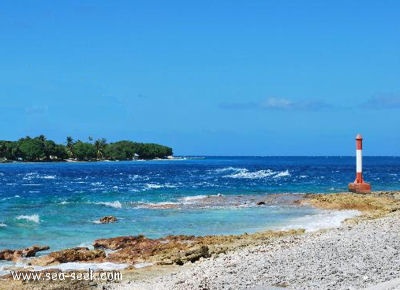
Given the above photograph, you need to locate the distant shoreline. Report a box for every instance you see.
[0,156,196,164]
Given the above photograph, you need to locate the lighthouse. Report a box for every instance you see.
[348,134,371,194]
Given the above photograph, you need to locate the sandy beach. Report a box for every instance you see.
[2,192,400,290]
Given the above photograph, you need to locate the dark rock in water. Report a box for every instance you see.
[32,247,106,266]
[0,245,50,261]
[22,245,50,257]
[0,249,15,261]
[257,201,266,206]
[99,216,118,224]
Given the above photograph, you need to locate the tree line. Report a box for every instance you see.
[0,135,173,162]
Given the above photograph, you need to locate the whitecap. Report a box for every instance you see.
[180,195,208,202]
[144,183,177,190]
[273,170,291,178]
[224,169,276,179]
[0,223,7,227]
[95,201,122,209]
[213,167,246,173]
[16,214,40,223]
[91,182,104,186]
[1,195,21,201]
[42,175,56,179]
[145,183,163,189]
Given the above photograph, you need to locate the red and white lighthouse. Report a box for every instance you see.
[348,134,371,193]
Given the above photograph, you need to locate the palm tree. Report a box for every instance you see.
[66,136,75,158]
[94,138,107,160]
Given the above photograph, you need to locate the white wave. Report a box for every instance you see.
[22,173,56,180]
[145,183,163,189]
[224,168,290,179]
[16,214,40,223]
[144,183,177,190]
[279,210,360,232]
[95,201,122,209]
[42,175,56,179]
[78,242,94,249]
[1,195,20,201]
[180,195,208,202]
[0,223,7,227]
[91,182,104,186]
[213,167,246,173]
[273,170,290,178]
[224,169,275,179]
[59,201,70,205]
[22,172,37,180]
[129,174,149,181]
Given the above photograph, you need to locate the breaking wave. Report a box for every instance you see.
[95,201,122,209]
[223,168,290,179]
[144,183,178,190]
[16,214,40,224]
[278,210,360,232]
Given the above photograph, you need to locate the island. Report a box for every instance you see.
[0,135,173,162]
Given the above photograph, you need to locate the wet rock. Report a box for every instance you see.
[32,247,105,266]
[174,246,210,265]
[257,201,266,206]
[0,249,15,261]
[94,235,149,250]
[0,245,50,261]
[99,216,118,224]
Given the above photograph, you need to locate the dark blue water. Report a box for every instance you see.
[0,156,399,253]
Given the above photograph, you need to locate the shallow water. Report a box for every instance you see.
[0,156,399,252]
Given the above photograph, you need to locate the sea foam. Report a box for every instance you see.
[224,168,290,179]
[279,210,360,232]
[16,214,40,223]
[273,169,291,178]
[95,201,122,209]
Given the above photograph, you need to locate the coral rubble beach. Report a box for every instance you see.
[1,191,400,290]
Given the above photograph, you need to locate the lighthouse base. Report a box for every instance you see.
[348,182,371,194]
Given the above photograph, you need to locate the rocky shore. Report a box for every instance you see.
[1,192,400,290]
[115,209,400,290]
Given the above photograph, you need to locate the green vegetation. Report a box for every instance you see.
[0,135,173,162]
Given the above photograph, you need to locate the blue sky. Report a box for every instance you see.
[0,0,399,155]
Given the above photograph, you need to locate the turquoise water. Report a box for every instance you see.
[0,156,399,251]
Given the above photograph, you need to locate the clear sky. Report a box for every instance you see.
[1,0,399,155]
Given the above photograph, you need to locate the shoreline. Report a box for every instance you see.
[1,191,400,289]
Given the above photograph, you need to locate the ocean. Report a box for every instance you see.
[0,156,399,258]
